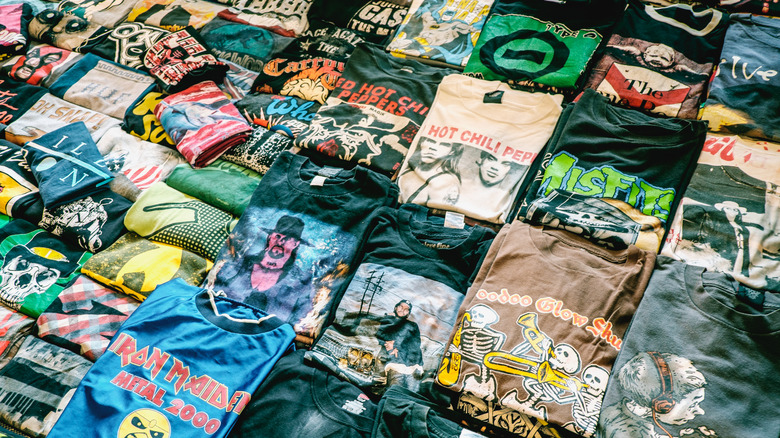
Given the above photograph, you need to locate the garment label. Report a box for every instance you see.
[736,285,764,311]
[341,393,370,415]
[483,90,504,104]
[444,211,465,229]
[421,241,452,249]
[317,166,341,177]
[310,175,327,186]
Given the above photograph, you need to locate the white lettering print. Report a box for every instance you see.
[723,56,778,82]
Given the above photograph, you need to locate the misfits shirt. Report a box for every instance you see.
[311,205,495,395]
[700,14,780,142]
[203,151,399,345]
[295,43,456,176]
[0,336,92,438]
[464,0,624,92]
[436,222,655,437]
[597,258,780,438]
[47,279,296,438]
[124,181,237,262]
[0,43,83,87]
[662,134,780,292]
[87,21,170,70]
[217,0,313,37]
[22,121,114,210]
[36,275,140,361]
[519,89,707,231]
[309,0,408,43]
[397,74,563,224]
[387,0,493,67]
[581,0,729,119]
[0,219,91,318]
[122,91,176,148]
[4,93,121,146]
[82,232,212,302]
[229,350,378,438]
[0,3,31,62]
[27,9,110,53]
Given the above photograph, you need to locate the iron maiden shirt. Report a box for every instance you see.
[47,279,296,438]
[700,14,780,142]
[597,258,780,438]
[397,74,563,223]
[435,221,655,437]
[581,0,729,119]
[662,134,780,292]
[203,151,398,346]
[295,43,456,176]
[386,0,493,68]
[310,204,495,395]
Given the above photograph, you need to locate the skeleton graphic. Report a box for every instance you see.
[0,246,62,310]
[39,196,110,252]
[567,364,610,436]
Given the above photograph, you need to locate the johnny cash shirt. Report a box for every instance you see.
[662,134,780,292]
[464,0,624,92]
[581,0,729,119]
[597,257,780,438]
[700,14,780,142]
[519,89,707,232]
[0,219,91,318]
[295,43,456,176]
[204,151,399,346]
[310,204,495,395]
[397,74,563,224]
[47,278,297,438]
[386,0,493,67]
[435,222,655,437]
[229,350,378,438]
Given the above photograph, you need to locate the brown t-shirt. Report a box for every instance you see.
[435,221,655,437]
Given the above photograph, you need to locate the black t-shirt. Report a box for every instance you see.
[308,0,409,44]
[581,0,729,118]
[519,89,707,231]
[310,204,495,394]
[199,17,294,72]
[0,77,47,131]
[85,21,170,71]
[250,54,346,104]
[295,43,457,176]
[121,91,176,148]
[229,350,377,438]
[284,18,370,62]
[0,140,40,218]
[0,3,32,62]
[204,150,399,346]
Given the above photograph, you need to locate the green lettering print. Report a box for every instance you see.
[540,152,676,222]
[464,14,602,88]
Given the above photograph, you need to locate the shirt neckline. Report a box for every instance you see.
[284,152,367,196]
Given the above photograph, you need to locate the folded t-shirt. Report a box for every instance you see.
[27,8,110,53]
[220,123,293,175]
[155,80,252,167]
[58,0,138,28]
[165,162,260,216]
[0,3,32,62]
[0,77,47,129]
[22,121,114,209]
[0,43,82,87]
[127,0,225,30]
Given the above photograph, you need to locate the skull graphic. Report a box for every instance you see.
[0,246,61,309]
[582,364,610,397]
[466,304,499,329]
[550,344,582,374]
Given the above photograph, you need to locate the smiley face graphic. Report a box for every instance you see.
[117,409,170,438]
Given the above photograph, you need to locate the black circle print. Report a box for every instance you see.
[480,29,569,81]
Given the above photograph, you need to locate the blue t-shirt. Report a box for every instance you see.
[47,278,296,438]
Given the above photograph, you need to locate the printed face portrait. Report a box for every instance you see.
[29,10,104,51]
[478,154,511,186]
[259,232,300,270]
[13,50,63,81]
[657,387,705,425]
[419,137,453,164]
[394,301,411,318]
[643,44,675,69]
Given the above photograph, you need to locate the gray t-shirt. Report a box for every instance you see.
[597,256,780,438]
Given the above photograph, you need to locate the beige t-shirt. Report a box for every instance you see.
[397,74,563,223]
